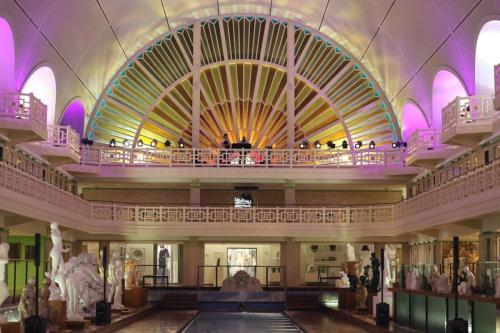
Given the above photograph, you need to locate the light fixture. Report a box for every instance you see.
[123,139,131,147]
[314,140,321,149]
[137,139,144,147]
[402,142,408,148]
[165,140,171,147]
[109,138,116,147]
[392,142,399,149]
[354,141,362,149]
[327,141,335,149]
[299,140,308,149]
[369,140,375,149]
[81,138,93,145]
[341,140,348,149]
[178,138,185,148]
[151,139,157,148]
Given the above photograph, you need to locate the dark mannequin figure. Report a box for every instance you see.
[369,252,381,292]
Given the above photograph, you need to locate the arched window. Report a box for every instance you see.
[432,70,468,130]
[401,102,429,141]
[21,66,57,125]
[60,99,85,138]
[0,17,15,91]
[475,20,500,95]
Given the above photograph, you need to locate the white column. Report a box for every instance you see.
[286,21,295,148]
[192,21,201,147]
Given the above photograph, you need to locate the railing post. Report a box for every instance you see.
[346,207,350,224]
[135,206,139,223]
[289,149,293,168]
[266,266,269,288]
[369,205,373,223]
[322,207,326,223]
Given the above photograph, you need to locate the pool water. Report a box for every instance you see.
[183,312,303,333]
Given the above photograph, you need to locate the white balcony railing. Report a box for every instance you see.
[494,64,500,110]
[0,92,47,139]
[406,128,441,155]
[40,125,81,161]
[442,96,495,138]
[78,146,406,168]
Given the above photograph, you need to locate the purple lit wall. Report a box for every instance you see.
[475,20,500,95]
[432,70,468,130]
[21,66,57,125]
[0,17,15,91]
[401,102,429,141]
[60,100,85,138]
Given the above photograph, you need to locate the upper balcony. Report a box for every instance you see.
[0,92,47,143]
[405,129,461,169]
[442,96,497,146]
[23,125,80,166]
[494,64,500,110]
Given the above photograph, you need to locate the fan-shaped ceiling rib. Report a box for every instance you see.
[87,15,400,149]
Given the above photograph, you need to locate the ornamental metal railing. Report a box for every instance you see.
[40,125,81,160]
[0,92,47,139]
[442,96,496,139]
[78,146,406,168]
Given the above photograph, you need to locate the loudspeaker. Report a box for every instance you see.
[375,302,390,328]
[95,300,112,326]
[24,315,45,333]
[446,318,468,333]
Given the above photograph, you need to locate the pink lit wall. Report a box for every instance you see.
[432,70,468,130]
[401,102,429,141]
[60,100,85,138]
[0,17,15,91]
[21,66,57,125]
[475,20,500,95]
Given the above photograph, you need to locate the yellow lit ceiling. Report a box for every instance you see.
[87,16,400,149]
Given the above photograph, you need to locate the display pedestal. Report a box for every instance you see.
[338,289,357,311]
[372,290,393,318]
[49,300,67,329]
[123,287,148,308]
[0,322,21,333]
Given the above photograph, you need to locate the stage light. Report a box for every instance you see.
[402,142,408,148]
[314,140,321,149]
[178,138,185,148]
[299,140,308,149]
[137,139,144,147]
[123,139,131,147]
[392,141,402,149]
[327,141,335,149]
[109,139,116,147]
[151,139,157,148]
[354,141,362,149]
[369,140,375,149]
[342,140,348,149]
[165,140,171,147]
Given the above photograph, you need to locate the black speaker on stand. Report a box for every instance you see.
[376,248,389,328]
[95,246,112,325]
[24,233,45,333]
[446,236,468,333]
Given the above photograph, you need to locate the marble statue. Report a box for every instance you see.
[124,253,137,288]
[338,263,350,288]
[221,270,263,292]
[354,276,368,311]
[405,267,420,290]
[18,279,36,322]
[385,244,399,285]
[0,243,9,324]
[436,273,450,293]
[346,243,356,262]
[430,265,440,292]
[458,265,475,295]
[39,276,51,318]
[107,251,124,309]
[46,222,70,300]
[495,274,500,298]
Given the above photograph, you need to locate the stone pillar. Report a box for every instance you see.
[190,180,201,207]
[182,240,204,286]
[284,181,295,207]
[280,239,301,287]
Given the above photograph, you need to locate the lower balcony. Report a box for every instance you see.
[405,129,460,169]
[23,125,80,166]
[0,92,47,143]
[442,96,497,146]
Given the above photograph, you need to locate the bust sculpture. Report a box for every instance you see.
[124,253,137,288]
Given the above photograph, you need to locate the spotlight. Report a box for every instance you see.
[402,142,408,148]
[314,140,321,149]
[81,138,93,145]
[369,140,375,149]
[123,139,131,148]
[150,139,157,148]
[178,138,185,148]
[137,139,144,147]
[354,141,362,149]
[327,141,336,149]
[341,140,348,149]
[165,140,171,147]
[109,138,116,147]
[391,142,398,149]
[299,140,308,149]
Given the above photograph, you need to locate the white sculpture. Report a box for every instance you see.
[46,222,70,300]
[338,263,350,288]
[108,251,124,309]
[0,243,9,324]
[458,266,475,295]
[385,244,399,285]
[346,243,356,262]
[124,254,137,289]
[495,274,500,298]
[430,265,440,292]
[405,267,420,290]
[436,273,450,293]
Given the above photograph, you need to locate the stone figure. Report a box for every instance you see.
[348,263,359,292]
[346,243,356,262]
[436,273,450,293]
[18,279,36,322]
[458,265,475,295]
[221,270,263,292]
[39,276,51,318]
[369,252,380,292]
[405,267,420,290]
[338,263,350,288]
[495,274,500,298]
[360,246,371,277]
[46,222,70,300]
[107,251,124,309]
[430,265,440,292]
[354,276,368,311]
[0,243,9,324]
[124,254,137,289]
[385,244,399,285]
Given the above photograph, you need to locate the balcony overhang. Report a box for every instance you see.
[405,145,461,169]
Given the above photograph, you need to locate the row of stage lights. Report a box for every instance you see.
[109,138,185,148]
[300,140,376,150]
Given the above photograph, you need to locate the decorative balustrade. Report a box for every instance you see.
[442,96,495,140]
[78,146,406,168]
[0,92,47,139]
[494,64,500,110]
[40,125,81,160]
[406,129,441,156]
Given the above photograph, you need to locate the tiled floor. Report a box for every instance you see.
[114,310,197,333]
[286,311,372,333]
